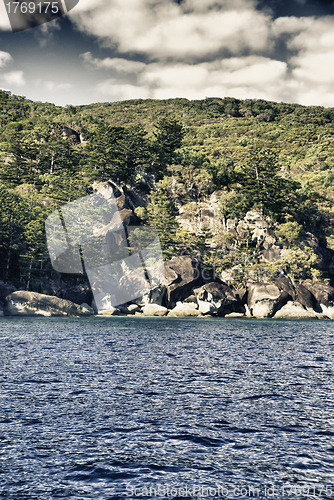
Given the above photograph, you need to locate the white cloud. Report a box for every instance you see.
[272,16,334,106]
[94,56,289,103]
[72,0,271,60]
[81,52,146,72]
[65,1,334,107]
[44,81,74,91]
[3,71,25,87]
[0,51,25,90]
[95,79,150,100]
[0,51,12,68]
[292,52,334,85]
[145,57,288,101]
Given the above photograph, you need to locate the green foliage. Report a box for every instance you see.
[280,248,322,281]
[218,189,247,220]
[154,117,184,158]
[144,178,178,254]
[83,124,153,183]
[238,150,298,221]
[0,92,333,286]
[276,221,303,248]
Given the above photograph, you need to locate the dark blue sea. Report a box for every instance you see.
[0,317,334,500]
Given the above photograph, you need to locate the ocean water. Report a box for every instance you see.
[0,316,333,500]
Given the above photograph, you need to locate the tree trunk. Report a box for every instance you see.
[26,254,34,291]
[50,154,54,174]
[5,229,13,282]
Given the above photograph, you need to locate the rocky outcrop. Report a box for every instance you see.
[168,302,202,317]
[176,193,225,235]
[274,276,296,299]
[302,280,334,308]
[142,304,168,316]
[132,285,166,307]
[131,256,201,308]
[273,301,317,319]
[63,126,81,144]
[4,291,94,317]
[62,285,93,306]
[247,283,289,318]
[318,305,334,319]
[163,256,201,308]
[193,282,237,315]
[98,306,121,316]
[294,283,317,310]
[63,126,87,145]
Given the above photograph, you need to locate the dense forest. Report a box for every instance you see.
[0,89,333,293]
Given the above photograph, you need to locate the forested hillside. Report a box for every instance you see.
[0,89,333,293]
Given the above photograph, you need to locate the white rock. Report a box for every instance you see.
[252,300,278,318]
[273,301,317,319]
[198,300,217,315]
[224,312,245,318]
[168,302,202,317]
[127,304,141,313]
[4,291,93,317]
[319,304,334,319]
[142,304,168,316]
[98,307,120,316]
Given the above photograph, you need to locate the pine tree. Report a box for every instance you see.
[240,150,298,221]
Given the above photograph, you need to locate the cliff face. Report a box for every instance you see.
[52,182,333,292]
[176,193,225,235]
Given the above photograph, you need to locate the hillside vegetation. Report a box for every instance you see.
[0,90,333,292]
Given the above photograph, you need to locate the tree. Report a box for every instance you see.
[142,177,177,254]
[84,124,153,183]
[154,117,184,162]
[276,221,303,249]
[239,150,298,221]
[0,185,26,281]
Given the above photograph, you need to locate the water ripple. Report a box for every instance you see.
[0,317,333,499]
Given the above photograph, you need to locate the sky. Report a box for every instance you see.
[0,0,334,107]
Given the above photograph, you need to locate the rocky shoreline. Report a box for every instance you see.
[1,256,334,319]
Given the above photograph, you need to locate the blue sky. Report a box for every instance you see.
[1,0,334,107]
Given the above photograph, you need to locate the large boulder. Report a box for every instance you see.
[273,301,317,319]
[274,276,296,300]
[252,301,278,318]
[274,277,319,311]
[4,291,94,317]
[168,302,202,317]
[259,245,281,263]
[98,307,121,316]
[163,256,201,308]
[194,282,237,315]
[302,280,334,308]
[142,304,168,316]
[120,304,141,314]
[318,305,334,319]
[62,285,93,306]
[247,283,289,318]
[197,300,217,315]
[294,283,317,310]
[129,256,201,308]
